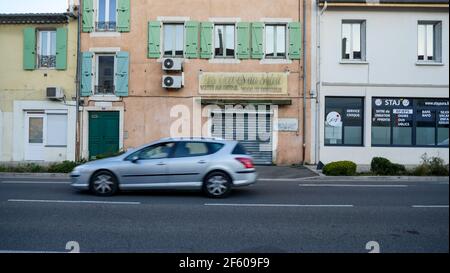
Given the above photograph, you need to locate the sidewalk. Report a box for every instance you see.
[255,165,319,179]
[0,165,319,180]
[0,166,448,182]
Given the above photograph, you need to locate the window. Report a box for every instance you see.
[342,21,365,61]
[372,98,449,147]
[418,21,442,62]
[96,54,115,95]
[265,25,286,58]
[28,117,44,144]
[134,143,175,160]
[46,114,68,146]
[164,24,184,57]
[232,143,248,155]
[325,97,364,146]
[96,0,117,31]
[173,142,224,158]
[38,30,56,68]
[214,24,235,58]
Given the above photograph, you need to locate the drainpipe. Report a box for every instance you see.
[314,1,328,165]
[75,3,82,162]
[301,0,307,164]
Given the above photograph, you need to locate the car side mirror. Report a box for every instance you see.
[131,156,139,163]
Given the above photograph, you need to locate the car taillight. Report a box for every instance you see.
[236,157,254,169]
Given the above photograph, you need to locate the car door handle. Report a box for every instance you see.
[156,162,166,166]
[198,160,207,164]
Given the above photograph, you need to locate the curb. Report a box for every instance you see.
[0,173,448,182]
[301,176,449,182]
[303,165,325,177]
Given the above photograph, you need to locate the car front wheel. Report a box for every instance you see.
[90,171,118,196]
[203,171,232,198]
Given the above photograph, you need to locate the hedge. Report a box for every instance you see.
[323,161,357,176]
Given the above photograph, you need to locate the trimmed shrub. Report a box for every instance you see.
[323,161,357,176]
[48,161,79,173]
[371,157,406,175]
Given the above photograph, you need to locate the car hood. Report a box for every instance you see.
[81,156,124,167]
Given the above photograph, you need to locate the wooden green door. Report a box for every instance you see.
[89,111,120,159]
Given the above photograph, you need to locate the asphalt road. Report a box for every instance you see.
[0,176,448,253]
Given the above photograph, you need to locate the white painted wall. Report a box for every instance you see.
[321,9,449,86]
[9,100,76,162]
[315,7,449,166]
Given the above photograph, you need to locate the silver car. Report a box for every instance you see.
[70,138,257,198]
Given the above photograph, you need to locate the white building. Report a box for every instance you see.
[309,0,449,168]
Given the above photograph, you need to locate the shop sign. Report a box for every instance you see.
[276,118,299,132]
[199,72,288,95]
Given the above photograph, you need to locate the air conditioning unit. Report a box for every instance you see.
[162,58,183,71]
[162,75,184,89]
[46,87,65,100]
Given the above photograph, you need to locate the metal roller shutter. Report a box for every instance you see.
[211,109,273,165]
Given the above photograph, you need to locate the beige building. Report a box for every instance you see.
[79,0,311,165]
[0,13,78,162]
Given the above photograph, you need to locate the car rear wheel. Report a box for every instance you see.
[90,171,118,196]
[203,171,232,198]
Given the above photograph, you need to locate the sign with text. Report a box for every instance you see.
[199,72,288,95]
[276,118,299,132]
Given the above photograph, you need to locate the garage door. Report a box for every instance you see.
[211,110,273,165]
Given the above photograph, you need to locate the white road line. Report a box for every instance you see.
[8,199,141,205]
[1,181,70,184]
[412,205,449,208]
[205,203,354,208]
[299,184,408,188]
[0,250,66,253]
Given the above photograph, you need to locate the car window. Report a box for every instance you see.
[174,142,208,158]
[207,142,225,154]
[137,142,175,160]
[232,143,248,155]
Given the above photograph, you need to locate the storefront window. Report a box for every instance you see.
[416,109,436,146]
[325,97,364,146]
[372,98,449,147]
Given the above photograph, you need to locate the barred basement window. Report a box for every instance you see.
[38,30,56,68]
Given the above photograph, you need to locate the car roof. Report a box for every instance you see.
[159,137,234,143]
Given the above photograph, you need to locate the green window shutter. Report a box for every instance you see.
[55,28,67,70]
[148,21,161,58]
[23,27,36,70]
[200,22,213,59]
[115,51,129,97]
[81,52,93,97]
[289,22,302,60]
[251,22,264,59]
[117,0,130,32]
[185,21,199,59]
[236,22,250,59]
[82,0,94,33]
